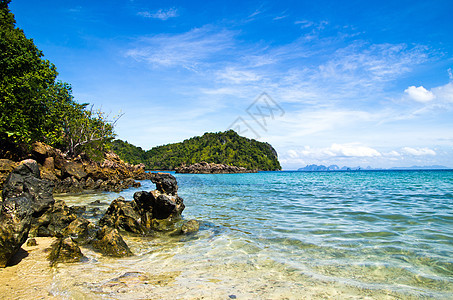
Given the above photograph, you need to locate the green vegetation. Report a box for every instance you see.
[111,139,146,165]
[113,130,281,171]
[0,0,116,159]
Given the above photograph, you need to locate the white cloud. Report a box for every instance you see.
[218,67,261,83]
[402,147,436,156]
[405,85,436,103]
[125,26,235,70]
[326,143,382,157]
[138,8,178,20]
[432,82,453,103]
[286,143,382,160]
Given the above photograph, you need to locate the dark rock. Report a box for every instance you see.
[92,226,133,257]
[61,161,87,180]
[0,159,17,191]
[69,205,86,216]
[26,238,37,246]
[180,219,200,235]
[48,236,83,266]
[31,200,77,238]
[55,176,83,194]
[99,197,143,234]
[150,173,178,195]
[0,196,33,267]
[62,217,96,244]
[2,159,55,217]
[84,177,96,189]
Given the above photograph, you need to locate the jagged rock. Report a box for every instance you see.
[175,161,257,174]
[134,189,185,220]
[0,159,18,192]
[1,159,55,217]
[48,236,83,266]
[150,172,178,195]
[180,219,200,235]
[98,197,143,234]
[54,176,83,194]
[31,200,77,238]
[92,226,132,257]
[69,205,86,216]
[26,237,37,246]
[61,161,87,180]
[0,196,33,267]
[62,217,96,244]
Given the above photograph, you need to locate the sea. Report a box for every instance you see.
[52,170,453,299]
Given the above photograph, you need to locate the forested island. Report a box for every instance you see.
[112,130,281,171]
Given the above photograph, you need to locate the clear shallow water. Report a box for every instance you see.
[52,170,453,299]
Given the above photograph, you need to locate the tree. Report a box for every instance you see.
[0,0,120,160]
[0,0,58,143]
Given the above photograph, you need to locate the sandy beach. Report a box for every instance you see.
[0,237,59,300]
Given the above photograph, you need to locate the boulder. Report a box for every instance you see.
[62,217,96,244]
[98,197,143,234]
[31,200,77,238]
[0,196,33,267]
[0,159,18,192]
[150,172,178,195]
[61,161,87,180]
[92,226,133,257]
[48,236,84,266]
[1,159,55,216]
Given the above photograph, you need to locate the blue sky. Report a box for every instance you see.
[10,0,453,169]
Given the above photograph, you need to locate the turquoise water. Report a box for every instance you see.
[53,170,453,299]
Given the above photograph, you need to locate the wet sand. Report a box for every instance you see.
[0,237,59,300]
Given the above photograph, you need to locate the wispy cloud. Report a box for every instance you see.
[125,26,236,70]
[137,8,178,20]
[402,147,436,156]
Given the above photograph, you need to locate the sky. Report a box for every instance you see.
[10,0,453,170]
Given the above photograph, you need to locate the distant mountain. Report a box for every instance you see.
[297,164,451,171]
[112,130,281,171]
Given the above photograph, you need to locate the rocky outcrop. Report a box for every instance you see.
[0,196,33,267]
[0,142,152,196]
[1,159,55,216]
[0,160,55,267]
[175,161,257,174]
[48,236,84,266]
[92,226,132,257]
[99,173,185,234]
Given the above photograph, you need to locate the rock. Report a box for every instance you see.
[69,205,86,216]
[150,173,178,195]
[48,236,83,266]
[98,197,143,234]
[180,219,200,235]
[31,142,52,158]
[31,200,77,238]
[0,196,33,267]
[26,238,38,246]
[0,159,18,192]
[62,217,96,245]
[92,226,133,257]
[1,159,55,217]
[61,161,87,180]
[175,161,257,174]
[54,176,83,194]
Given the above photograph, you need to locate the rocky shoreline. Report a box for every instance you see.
[0,159,199,268]
[0,142,153,198]
[175,161,257,174]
